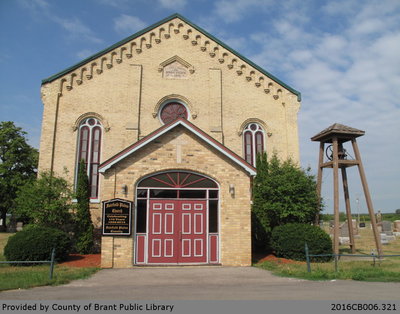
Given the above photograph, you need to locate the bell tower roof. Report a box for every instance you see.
[311,123,365,143]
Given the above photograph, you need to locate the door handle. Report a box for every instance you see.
[179,231,182,240]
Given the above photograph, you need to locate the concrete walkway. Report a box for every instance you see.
[1,267,399,300]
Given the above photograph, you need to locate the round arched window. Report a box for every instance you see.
[160,102,188,124]
[243,123,265,166]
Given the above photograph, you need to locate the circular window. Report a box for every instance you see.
[160,102,188,124]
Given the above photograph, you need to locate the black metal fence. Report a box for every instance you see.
[304,243,400,273]
[0,248,56,279]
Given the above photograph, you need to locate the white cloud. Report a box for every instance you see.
[18,0,103,44]
[52,16,103,44]
[17,0,49,13]
[158,0,187,9]
[214,0,274,23]
[243,0,400,212]
[76,49,95,60]
[114,14,147,36]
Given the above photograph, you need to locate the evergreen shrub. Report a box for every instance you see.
[74,160,94,254]
[4,225,71,264]
[271,223,332,262]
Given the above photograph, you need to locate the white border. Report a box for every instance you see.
[164,213,174,234]
[194,213,203,234]
[152,213,162,234]
[194,239,203,257]
[164,239,174,257]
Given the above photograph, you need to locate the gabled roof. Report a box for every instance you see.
[98,118,257,176]
[311,123,365,142]
[41,13,301,101]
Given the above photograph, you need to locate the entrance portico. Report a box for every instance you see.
[99,119,255,268]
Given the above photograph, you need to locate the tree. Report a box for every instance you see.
[13,171,74,231]
[252,153,321,249]
[0,121,38,231]
[74,160,94,254]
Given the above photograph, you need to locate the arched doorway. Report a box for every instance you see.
[135,171,219,265]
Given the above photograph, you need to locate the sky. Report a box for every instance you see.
[0,0,399,214]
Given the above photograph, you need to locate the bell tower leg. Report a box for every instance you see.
[341,167,356,253]
[315,142,324,225]
[332,138,340,256]
[351,139,383,256]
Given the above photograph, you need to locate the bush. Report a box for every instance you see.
[271,223,332,262]
[4,225,71,263]
[252,153,321,249]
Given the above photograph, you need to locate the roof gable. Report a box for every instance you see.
[41,13,301,101]
[98,118,257,176]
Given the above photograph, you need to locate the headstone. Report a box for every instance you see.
[394,220,400,232]
[381,221,393,234]
[380,233,388,245]
[319,220,324,228]
[386,235,396,242]
[16,222,23,232]
[339,222,349,236]
[339,237,350,245]
[359,222,366,228]
[339,219,358,237]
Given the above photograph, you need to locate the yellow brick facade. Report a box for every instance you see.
[38,14,300,268]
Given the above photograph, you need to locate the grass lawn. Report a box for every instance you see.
[0,232,99,291]
[256,223,400,282]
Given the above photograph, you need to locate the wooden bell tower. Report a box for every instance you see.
[311,123,382,256]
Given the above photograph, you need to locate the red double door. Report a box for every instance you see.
[148,199,207,264]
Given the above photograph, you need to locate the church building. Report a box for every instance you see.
[38,14,301,267]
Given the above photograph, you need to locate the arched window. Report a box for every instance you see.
[159,102,188,124]
[243,123,265,166]
[77,117,102,199]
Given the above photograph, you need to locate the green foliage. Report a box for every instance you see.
[252,153,321,248]
[4,225,71,263]
[382,213,400,222]
[74,160,94,254]
[13,171,74,231]
[396,209,400,215]
[270,223,332,262]
[0,121,38,231]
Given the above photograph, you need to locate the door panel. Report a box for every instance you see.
[147,199,207,264]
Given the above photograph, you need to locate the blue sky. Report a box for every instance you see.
[1,0,399,213]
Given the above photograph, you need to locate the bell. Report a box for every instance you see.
[338,143,347,160]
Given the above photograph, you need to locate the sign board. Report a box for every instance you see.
[102,199,132,236]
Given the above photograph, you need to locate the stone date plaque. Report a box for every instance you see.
[163,61,189,79]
